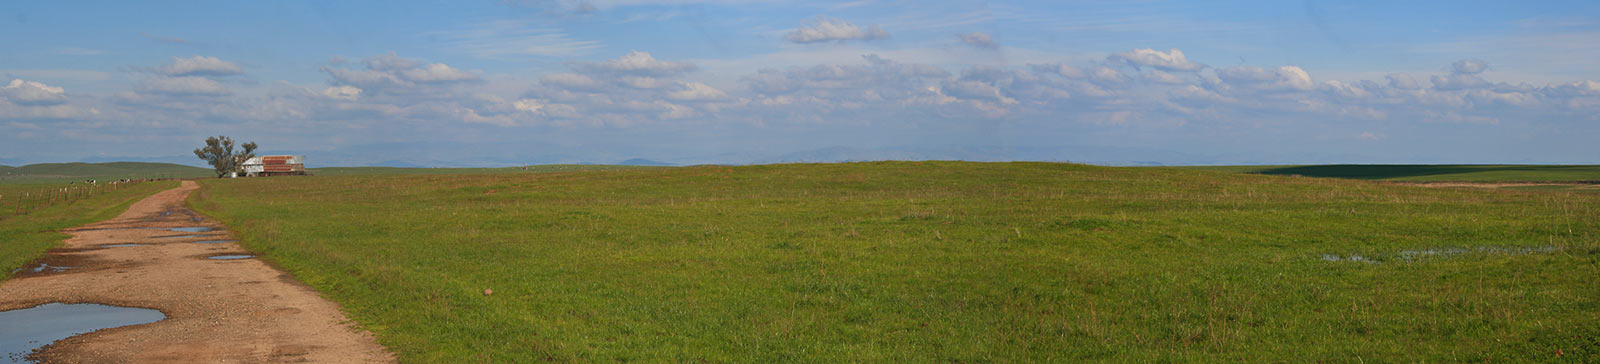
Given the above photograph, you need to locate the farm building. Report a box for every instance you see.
[242,155,307,177]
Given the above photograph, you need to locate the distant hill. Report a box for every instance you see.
[0,162,213,183]
[1184,164,1600,182]
[617,158,675,166]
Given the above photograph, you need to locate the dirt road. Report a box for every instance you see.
[0,181,393,363]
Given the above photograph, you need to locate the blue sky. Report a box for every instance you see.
[2,0,1597,166]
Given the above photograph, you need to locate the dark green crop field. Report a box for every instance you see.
[188,162,1598,362]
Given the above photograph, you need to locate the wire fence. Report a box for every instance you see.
[0,179,173,220]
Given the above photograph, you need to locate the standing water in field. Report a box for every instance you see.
[0,303,165,363]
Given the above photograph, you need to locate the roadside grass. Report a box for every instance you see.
[190,162,1599,362]
[1180,164,1600,182]
[0,181,176,280]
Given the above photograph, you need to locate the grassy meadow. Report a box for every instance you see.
[0,181,177,280]
[187,162,1597,362]
[308,164,659,177]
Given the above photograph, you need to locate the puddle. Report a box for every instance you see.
[155,234,219,239]
[9,264,74,275]
[98,244,143,248]
[192,240,237,244]
[207,255,255,260]
[165,227,215,233]
[1320,254,1377,263]
[0,303,165,363]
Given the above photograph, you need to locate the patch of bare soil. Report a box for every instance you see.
[0,181,394,363]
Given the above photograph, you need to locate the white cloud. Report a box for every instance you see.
[1386,73,1421,90]
[138,76,230,95]
[1143,70,1188,85]
[784,17,890,44]
[153,56,243,77]
[1431,73,1489,90]
[401,63,479,83]
[577,51,697,77]
[1217,66,1313,91]
[1358,131,1385,141]
[1451,59,1489,74]
[958,32,997,49]
[667,82,728,101]
[1109,48,1204,72]
[541,73,602,91]
[322,86,362,100]
[323,54,480,94]
[1,79,68,105]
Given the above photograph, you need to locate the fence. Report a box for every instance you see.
[0,179,170,220]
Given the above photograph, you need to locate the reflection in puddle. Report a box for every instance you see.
[0,303,165,363]
[155,234,218,239]
[166,227,215,233]
[192,240,237,244]
[208,255,255,260]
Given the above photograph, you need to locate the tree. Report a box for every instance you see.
[194,136,258,178]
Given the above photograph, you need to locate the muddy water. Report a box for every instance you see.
[191,240,236,244]
[0,303,165,363]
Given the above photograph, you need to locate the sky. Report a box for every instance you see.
[2,0,1598,167]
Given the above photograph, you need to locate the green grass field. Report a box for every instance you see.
[308,164,659,176]
[1183,164,1600,182]
[187,162,1599,362]
[0,181,177,280]
[0,162,211,183]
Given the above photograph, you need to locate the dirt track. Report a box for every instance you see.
[0,181,393,363]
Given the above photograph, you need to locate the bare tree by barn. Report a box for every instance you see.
[193,136,258,178]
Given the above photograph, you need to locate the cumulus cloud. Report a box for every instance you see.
[152,56,243,77]
[1431,73,1489,90]
[666,82,728,101]
[323,54,480,93]
[1,79,69,105]
[1217,66,1313,91]
[1109,48,1205,72]
[322,85,362,100]
[1452,59,1489,74]
[138,76,230,95]
[1386,73,1421,90]
[575,51,696,77]
[958,32,997,49]
[783,17,889,44]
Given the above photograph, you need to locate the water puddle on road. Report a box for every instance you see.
[166,227,215,233]
[97,244,143,248]
[0,303,165,363]
[207,255,255,260]
[155,234,219,239]
[192,240,237,244]
[8,264,74,275]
